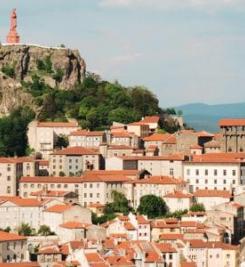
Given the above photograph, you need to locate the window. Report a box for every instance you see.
[214,169,218,176]
[64,184,68,188]
[205,179,208,184]
[90,193,93,198]
[205,169,208,175]
[233,180,236,184]
[223,180,226,184]
[187,169,190,175]
[97,183,100,188]
[232,170,236,176]
[196,169,199,175]
[214,179,217,184]
[196,179,199,184]
[223,170,227,176]
[90,183,93,188]
[97,193,100,198]
[84,193,87,198]
[169,168,174,176]
[84,183,87,188]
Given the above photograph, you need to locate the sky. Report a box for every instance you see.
[1,0,245,108]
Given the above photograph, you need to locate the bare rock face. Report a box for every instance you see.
[0,44,86,115]
[0,44,86,90]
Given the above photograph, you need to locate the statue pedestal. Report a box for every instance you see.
[6,31,20,44]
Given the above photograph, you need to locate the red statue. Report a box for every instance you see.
[6,9,20,44]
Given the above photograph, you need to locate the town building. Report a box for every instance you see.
[27,120,79,159]
[50,146,101,176]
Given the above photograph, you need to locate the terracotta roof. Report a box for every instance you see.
[155,243,177,253]
[134,176,185,185]
[0,231,26,241]
[0,264,40,267]
[124,222,136,231]
[70,129,104,136]
[38,246,61,254]
[59,221,90,229]
[20,176,82,183]
[108,145,133,150]
[190,144,202,149]
[181,261,197,267]
[187,152,245,163]
[52,146,99,155]
[0,197,42,207]
[44,204,71,213]
[37,121,78,128]
[193,189,231,198]
[219,118,245,127]
[159,233,184,240]
[196,131,214,138]
[0,156,35,164]
[144,133,176,144]
[164,191,193,198]
[188,240,239,250]
[141,116,160,124]
[119,154,185,161]
[136,215,149,224]
[105,255,134,266]
[111,131,133,138]
[31,190,73,197]
[85,252,108,266]
[204,140,221,148]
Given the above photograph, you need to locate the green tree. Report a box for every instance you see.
[54,135,68,149]
[104,191,132,215]
[18,223,33,236]
[38,225,54,236]
[137,195,167,219]
[190,203,205,212]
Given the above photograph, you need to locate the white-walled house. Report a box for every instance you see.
[183,153,245,192]
[163,191,193,212]
[193,190,231,210]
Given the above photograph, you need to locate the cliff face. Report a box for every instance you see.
[0,44,86,115]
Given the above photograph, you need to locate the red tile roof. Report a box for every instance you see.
[159,233,184,240]
[141,116,160,124]
[44,204,71,213]
[111,131,133,138]
[37,121,78,128]
[219,118,245,127]
[0,263,40,267]
[187,152,245,163]
[0,231,26,241]
[134,176,185,185]
[136,215,149,224]
[188,240,239,250]
[59,221,91,229]
[164,191,193,198]
[196,131,214,138]
[52,146,99,155]
[70,130,104,136]
[155,242,177,253]
[204,140,221,148]
[124,222,136,231]
[120,154,185,161]
[193,189,231,198]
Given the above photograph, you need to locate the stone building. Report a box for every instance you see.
[219,119,245,153]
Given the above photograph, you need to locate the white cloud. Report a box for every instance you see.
[99,0,244,10]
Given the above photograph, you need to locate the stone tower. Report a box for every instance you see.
[6,9,20,44]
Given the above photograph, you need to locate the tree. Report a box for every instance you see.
[190,203,205,212]
[137,195,167,219]
[38,225,54,236]
[54,135,68,149]
[18,223,33,236]
[104,191,132,215]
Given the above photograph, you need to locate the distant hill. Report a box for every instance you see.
[175,103,245,132]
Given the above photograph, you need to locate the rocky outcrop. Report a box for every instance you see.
[0,44,86,90]
[0,44,86,115]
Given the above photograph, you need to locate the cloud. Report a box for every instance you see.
[99,0,244,10]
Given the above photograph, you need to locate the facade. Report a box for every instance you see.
[27,120,79,159]
[68,130,106,147]
[193,189,231,210]
[219,118,245,153]
[183,153,245,192]
[50,146,101,176]
[106,154,185,177]
[0,231,27,263]
[110,131,139,147]
[163,191,193,212]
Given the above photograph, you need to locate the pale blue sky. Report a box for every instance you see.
[1,0,245,107]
